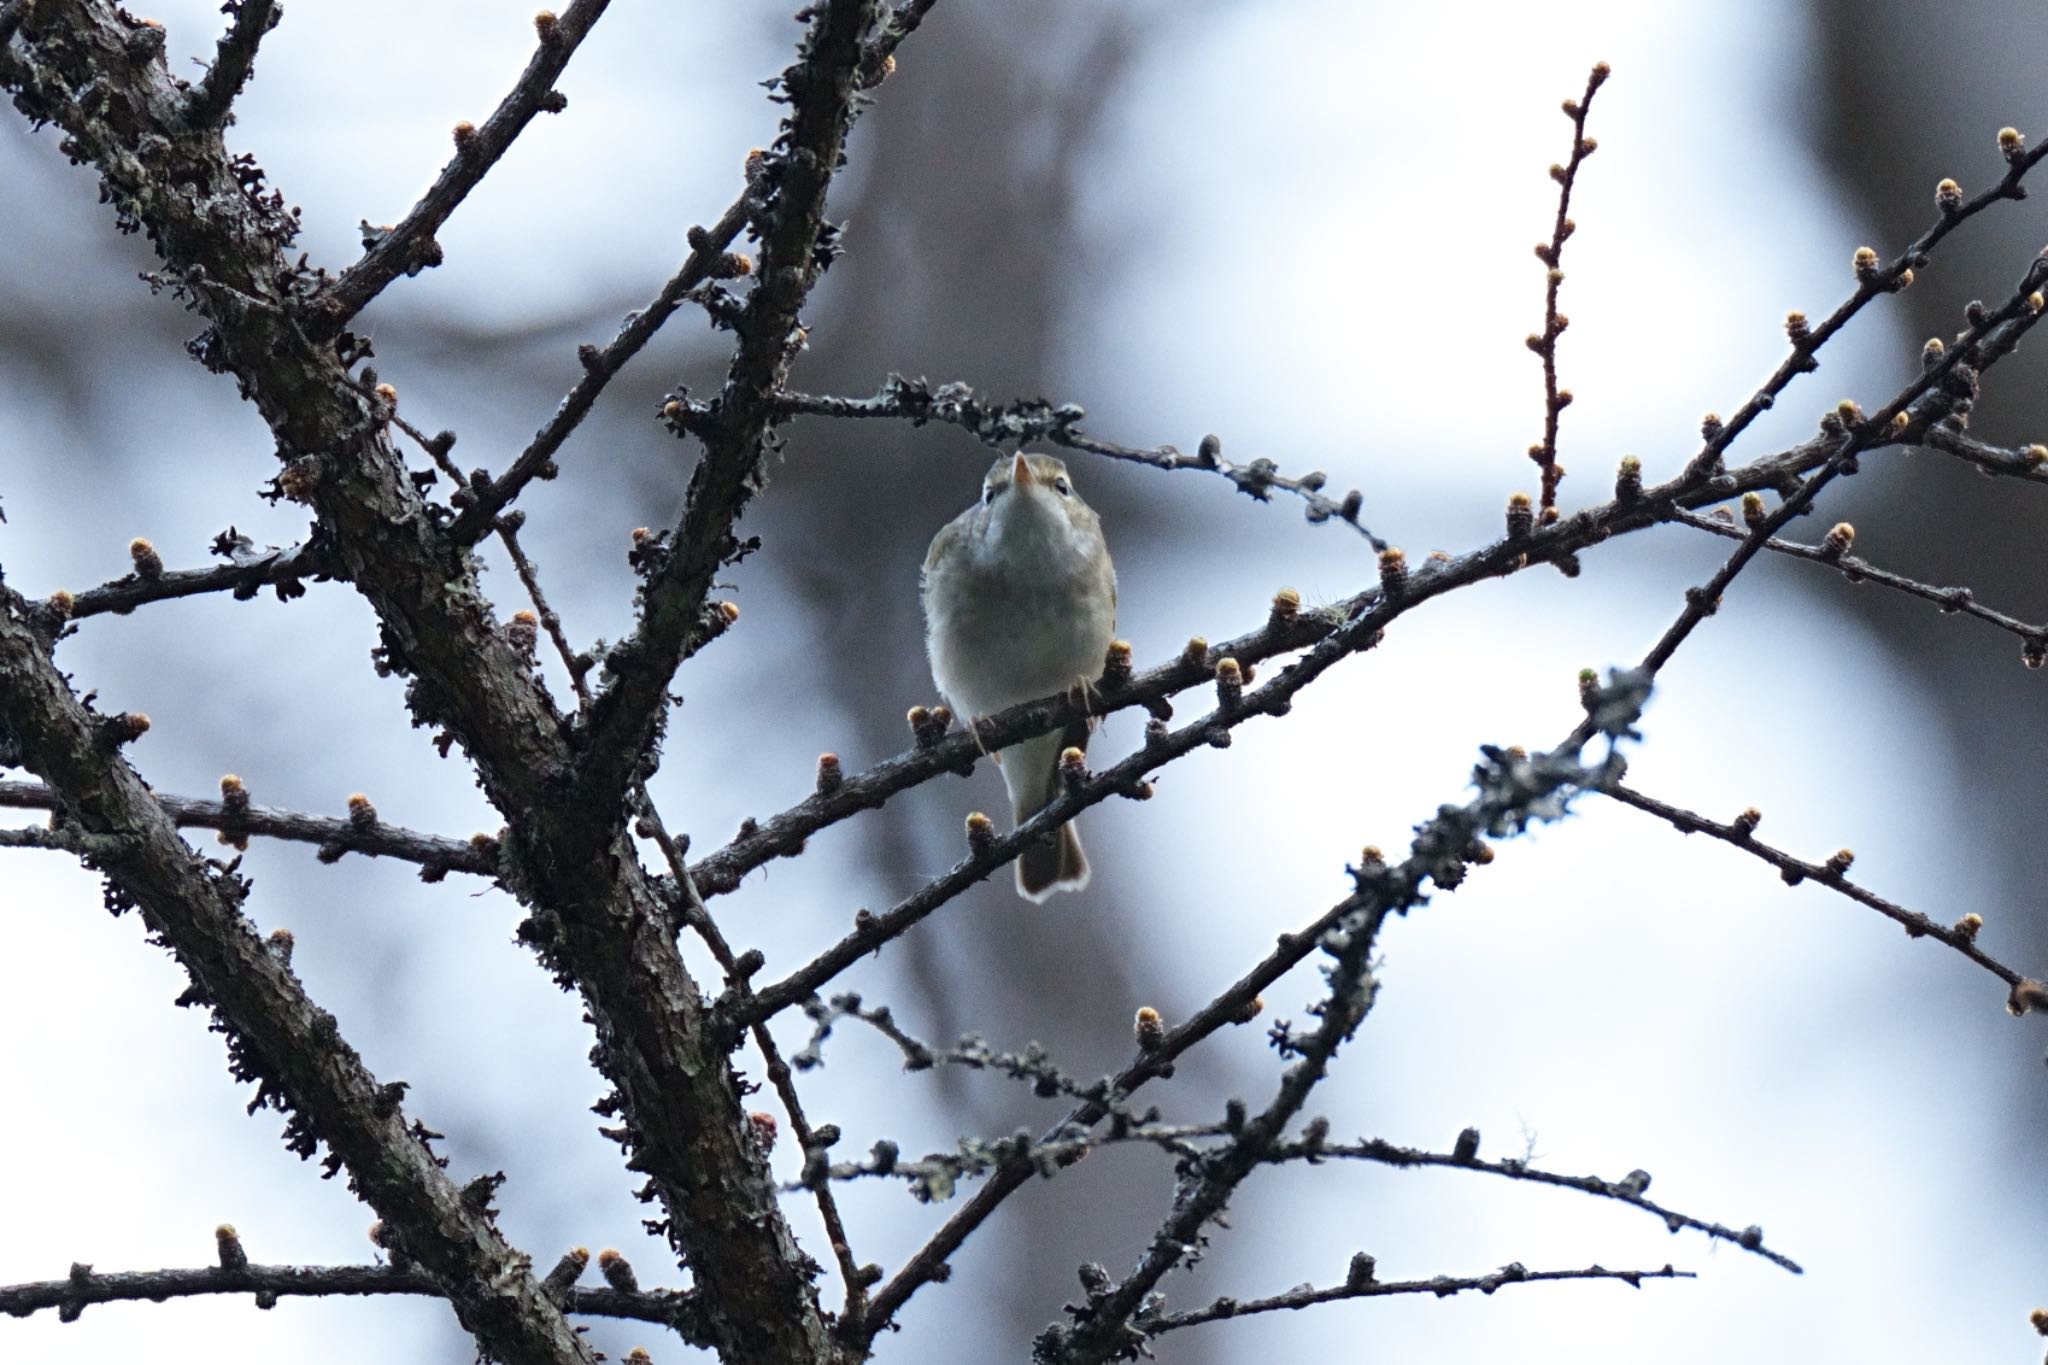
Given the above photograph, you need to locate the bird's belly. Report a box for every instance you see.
[928,574,1108,717]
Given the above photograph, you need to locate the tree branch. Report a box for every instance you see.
[66,537,329,621]
[182,0,278,128]
[1526,61,1609,515]
[0,1258,705,1340]
[1039,724,1637,1362]
[1288,1138,1800,1273]
[446,194,757,544]
[858,694,1645,1346]
[773,378,1388,547]
[315,0,612,330]
[2,7,911,1361]
[0,778,495,876]
[0,591,594,1365]
[1921,426,2048,482]
[723,593,1399,1031]
[1604,782,2040,1008]
[574,0,885,811]
[1674,505,2046,652]
[1144,1262,1694,1337]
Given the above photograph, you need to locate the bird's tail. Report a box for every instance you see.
[1004,720,1091,902]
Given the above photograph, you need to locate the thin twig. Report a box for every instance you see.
[774,379,1388,547]
[67,539,329,620]
[182,0,278,127]
[1144,1263,1694,1336]
[1291,1138,1799,1273]
[1038,730,1635,1363]
[723,597,1400,1031]
[1674,506,2045,650]
[448,194,757,543]
[0,779,494,877]
[0,1260,704,1338]
[316,0,613,330]
[1920,426,2048,482]
[1604,782,2039,1007]
[857,709,1645,1346]
[1564,245,2048,754]
[1658,125,2048,493]
[1527,62,1609,515]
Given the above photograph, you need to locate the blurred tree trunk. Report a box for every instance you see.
[1808,0,2048,1135]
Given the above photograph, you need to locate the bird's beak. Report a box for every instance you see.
[1011,452,1033,487]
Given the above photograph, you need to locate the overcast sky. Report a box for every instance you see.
[4,3,2044,1363]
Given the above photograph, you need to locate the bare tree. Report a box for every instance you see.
[3,4,2046,1363]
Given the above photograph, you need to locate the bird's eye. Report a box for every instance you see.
[982,484,997,506]
[1053,476,1072,496]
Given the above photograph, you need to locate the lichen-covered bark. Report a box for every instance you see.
[0,593,596,1365]
[1,4,870,1360]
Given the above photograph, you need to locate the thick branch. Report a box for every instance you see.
[575,0,884,808]
[3,8,891,1362]
[0,595,593,1365]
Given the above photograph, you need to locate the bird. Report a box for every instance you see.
[922,451,1118,901]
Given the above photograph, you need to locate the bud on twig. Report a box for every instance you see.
[965,811,996,857]
[598,1248,639,1293]
[1101,639,1133,687]
[1214,657,1243,709]
[1614,456,1642,503]
[347,793,377,829]
[215,1223,248,1271]
[1505,492,1534,541]
[1378,547,1407,597]
[1134,1006,1165,1052]
[129,537,163,580]
[506,609,539,659]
